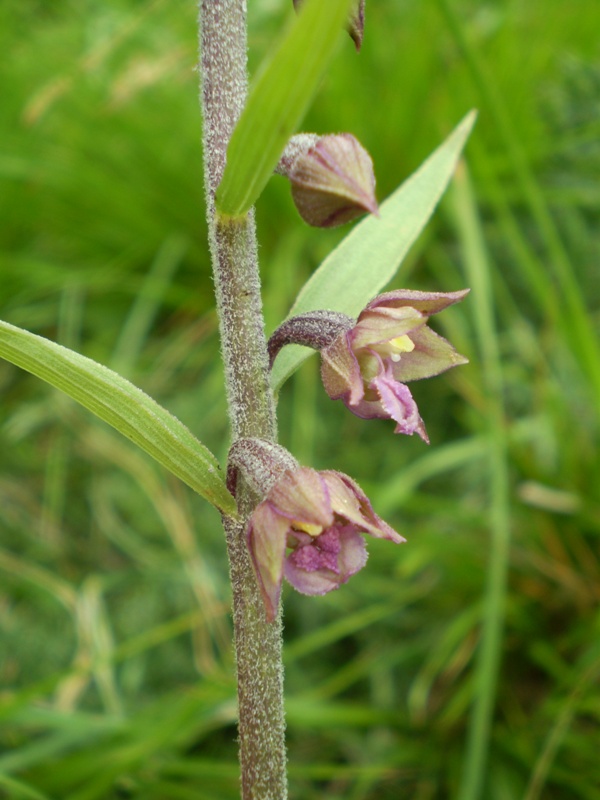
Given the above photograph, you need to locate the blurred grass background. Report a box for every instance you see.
[1,1,599,798]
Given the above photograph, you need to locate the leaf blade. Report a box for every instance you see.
[215,0,354,216]
[270,111,477,391]
[0,321,237,517]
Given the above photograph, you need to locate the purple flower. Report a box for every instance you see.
[320,289,469,442]
[247,466,404,621]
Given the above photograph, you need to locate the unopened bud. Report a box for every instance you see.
[348,0,365,51]
[293,0,366,51]
[280,133,378,228]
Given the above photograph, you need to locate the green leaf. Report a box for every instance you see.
[0,773,52,800]
[0,321,237,517]
[270,110,477,392]
[215,0,354,217]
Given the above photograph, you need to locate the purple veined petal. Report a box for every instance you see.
[290,528,342,574]
[336,526,370,577]
[371,365,429,443]
[284,526,368,596]
[338,349,426,436]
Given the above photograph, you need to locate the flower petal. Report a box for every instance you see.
[388,325,469,382]
[350,305,425,350]
[365,288,470,316]
[284,526,368,596]
[323,471,406,543]
[338,351,428,442]
[372,368,429,442]
[321,332,365,406]
[247,502,291,622]
[290,528,342,574]
[267,467,333,527]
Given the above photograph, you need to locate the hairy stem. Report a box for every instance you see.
[198,2,286,798]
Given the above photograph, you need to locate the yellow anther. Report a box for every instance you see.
[388,334,415,353]
[292,521,323,537]
[387,334,415,363]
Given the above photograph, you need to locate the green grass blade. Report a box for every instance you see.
[0,773,52,800]
[215,0,354,216]
[110,234,187,376]
[450,164,512,800]
[436,0,600,405]
[270,110,477,391]
[523,653,600,800]
[0,320,236,517]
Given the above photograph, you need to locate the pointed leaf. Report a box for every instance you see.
[0,320,237,517]
[215,0,355,217]
[270,111,477,391]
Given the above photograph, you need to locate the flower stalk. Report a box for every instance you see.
[198,3,286,798]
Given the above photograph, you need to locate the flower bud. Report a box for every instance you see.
[348,0,365,51]
[293,0,366,51]
[279,133,378,228]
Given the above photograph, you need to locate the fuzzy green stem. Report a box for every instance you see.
[198,3,286,799]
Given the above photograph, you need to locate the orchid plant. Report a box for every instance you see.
[0,2,475,798]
